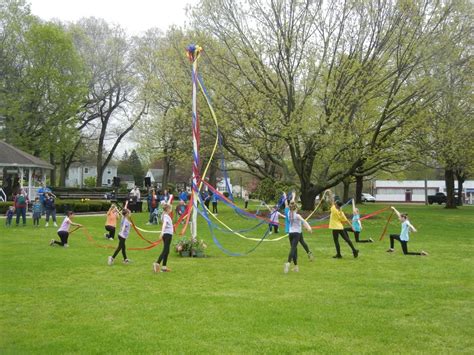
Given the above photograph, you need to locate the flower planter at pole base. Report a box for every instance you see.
[194,251,205,258]
[180,251,191,257]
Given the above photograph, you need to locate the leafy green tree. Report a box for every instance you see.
[117,149,144,185]
[1,1,88,186]
[192,0,459,209]
[69,18,148,187]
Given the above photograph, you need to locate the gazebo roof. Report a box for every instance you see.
[0,141,54,170]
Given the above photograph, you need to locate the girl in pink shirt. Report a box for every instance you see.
[49,211,82,247]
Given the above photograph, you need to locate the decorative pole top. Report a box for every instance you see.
[186,44,203,62]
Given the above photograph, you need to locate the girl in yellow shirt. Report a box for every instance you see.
[327,191,359,259]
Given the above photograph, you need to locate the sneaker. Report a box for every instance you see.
[333,254,342,259]
[108,256,114,265]
[153,262,160,273]
[45,223,49,227]
[386,248,395,253]
[353,249,359,258]
[308,252,315,261]
[108,237,114,241]
[63,244,69,248]
[160,267,171,272]
[104,233,109,239]
[49,239,55,246]
[368,238,374,243]
[146,222,151,225]
[123,259,130,264]
[421,250,429,256]
[53,222,58,227]
[292,265,299,272]
[283,262,290,274]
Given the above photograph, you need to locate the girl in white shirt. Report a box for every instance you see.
[284,202,312,273]
[108,209,132,265]
[153,204,174,273]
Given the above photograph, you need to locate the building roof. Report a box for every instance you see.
[0,141,54,170]
[146,169,163,181]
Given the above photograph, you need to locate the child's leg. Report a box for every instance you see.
[389,234,401,249]
[121,238,127,260]
[354,231,371,243]
[274,224,278,233]
[288,233,300,265]
[401,241,422,255]
[51,210,57,223]
[54,231,68,246]
[332,230,342,256]
[299,234,310,254]
[45,209,50,223]
[161,234,172,266]
[112,237,126,259]
[341,230,357,252]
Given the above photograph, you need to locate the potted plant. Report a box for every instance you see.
[192,239,207,258]
[174,237,207,257]
[174,237,192,257]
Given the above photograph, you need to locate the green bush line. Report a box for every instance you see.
[0,200,111,214]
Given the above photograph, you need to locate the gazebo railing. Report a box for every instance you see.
[0,188,6,202]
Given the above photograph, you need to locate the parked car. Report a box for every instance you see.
[427,192,460,205]
[361,193,376,202]
[428,192,446,204]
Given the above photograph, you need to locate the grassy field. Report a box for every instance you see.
[0,202,473,354]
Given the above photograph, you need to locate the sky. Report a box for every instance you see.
[28,0,199,35]
[28,0,200,156]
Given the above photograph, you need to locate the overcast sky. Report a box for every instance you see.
[28,0,200,156]
[29,0,199,35]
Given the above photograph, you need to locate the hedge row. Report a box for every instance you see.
[0,200,111,214]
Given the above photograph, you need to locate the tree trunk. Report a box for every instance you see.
[342,179,350,202]
[162,155,171,191]
[208,158,217,189]
[49,152,56,187]
[300,181,319,211]
[59,158,67,187]
[445,169,456,209]
[355,175,364,204]
[457,176,464,206]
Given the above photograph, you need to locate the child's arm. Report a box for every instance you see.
[277,212,286,218]
[300,215,312,233]
[407,221,417,232]
[391,206,401,219]
[352,198,356,213]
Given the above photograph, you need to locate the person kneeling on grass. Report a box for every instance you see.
[104,204,119,240]
[50,211,82,248]
[153,203,174,273]
[387,207,428,256]
[108,209,132,265]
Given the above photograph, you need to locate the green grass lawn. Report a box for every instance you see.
[1,202,473,354]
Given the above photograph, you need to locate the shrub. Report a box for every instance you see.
[0,202,14,214]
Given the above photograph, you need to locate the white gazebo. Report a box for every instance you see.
[0,141,54,201]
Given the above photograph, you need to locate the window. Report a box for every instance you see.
[107,170,111,175]
[84,167,89,174]
[107,179,111,185]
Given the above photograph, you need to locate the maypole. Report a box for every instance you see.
[186,44,203,240]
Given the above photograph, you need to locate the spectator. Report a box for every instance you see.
[14,189,28,226]
[44,192,58,227]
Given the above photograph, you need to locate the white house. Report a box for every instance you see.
[216,177,232,194]
[145,169,164,187]
[375,180,474,203]
[66,163,118,187]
